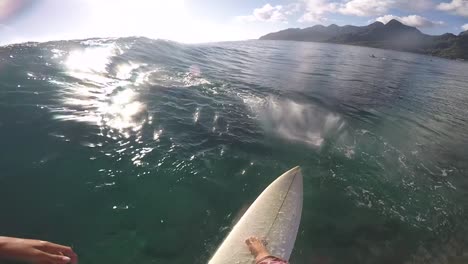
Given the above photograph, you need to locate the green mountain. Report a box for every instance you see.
[260,19,468,60]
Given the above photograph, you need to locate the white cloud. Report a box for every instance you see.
[298,0,433,22]
[284,3,302,15]
[375,14,445,28]
[462,23,468,31]
[298,0,338,23]
[339,0,433,16]
[437,0,468,17]
[339,0,393,16]
[403,0,435,11]
[237,4,288,22]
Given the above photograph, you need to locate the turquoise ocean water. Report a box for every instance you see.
[0,38,467,263]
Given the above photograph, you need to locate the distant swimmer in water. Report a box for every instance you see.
[0,236,78,264]
[246,237,288,264]
[370,54,376,58]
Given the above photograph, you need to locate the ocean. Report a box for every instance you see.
[0,37,467,264]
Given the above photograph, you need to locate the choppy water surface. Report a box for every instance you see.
[0,38,467,264]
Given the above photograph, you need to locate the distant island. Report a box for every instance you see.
[259,19,468,60]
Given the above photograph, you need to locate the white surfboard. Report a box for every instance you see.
[209,166,303,264]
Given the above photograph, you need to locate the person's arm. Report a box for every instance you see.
[0,236,77,264]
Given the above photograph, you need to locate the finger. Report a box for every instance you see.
[67,252,78,264]
[39,242,78,263]
[38,241,72,254]
[37,251,71,264]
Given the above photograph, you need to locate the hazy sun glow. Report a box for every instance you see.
[0,0,273,44]
[75,0,253,43]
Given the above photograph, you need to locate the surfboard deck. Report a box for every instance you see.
[209,166,303,264]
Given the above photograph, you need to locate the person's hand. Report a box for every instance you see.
[0,236,78,264]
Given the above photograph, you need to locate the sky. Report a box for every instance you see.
[0,0,467,44]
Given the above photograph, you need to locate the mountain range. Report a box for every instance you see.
[259,19,468,60]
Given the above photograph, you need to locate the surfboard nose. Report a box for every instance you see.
[276,166,302,194]
[283,166,302,181]
[289,166,301,174]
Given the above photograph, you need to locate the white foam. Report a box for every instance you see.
[241,95,345,148]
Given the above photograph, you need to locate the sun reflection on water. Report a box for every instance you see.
[48,40,215,168]
[100,89,146,132]
[51,43,149,139]
[51,42,156,167]
[65,46,115,73]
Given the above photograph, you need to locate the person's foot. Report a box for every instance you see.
[245,237,270,262]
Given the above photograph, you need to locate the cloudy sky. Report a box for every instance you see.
[0,0,467,44]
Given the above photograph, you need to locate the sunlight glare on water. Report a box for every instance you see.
[101,89,146,132]
[53,43,149,139]
[65,46,115,73]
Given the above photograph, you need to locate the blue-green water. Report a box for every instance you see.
[0,38,467,264]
